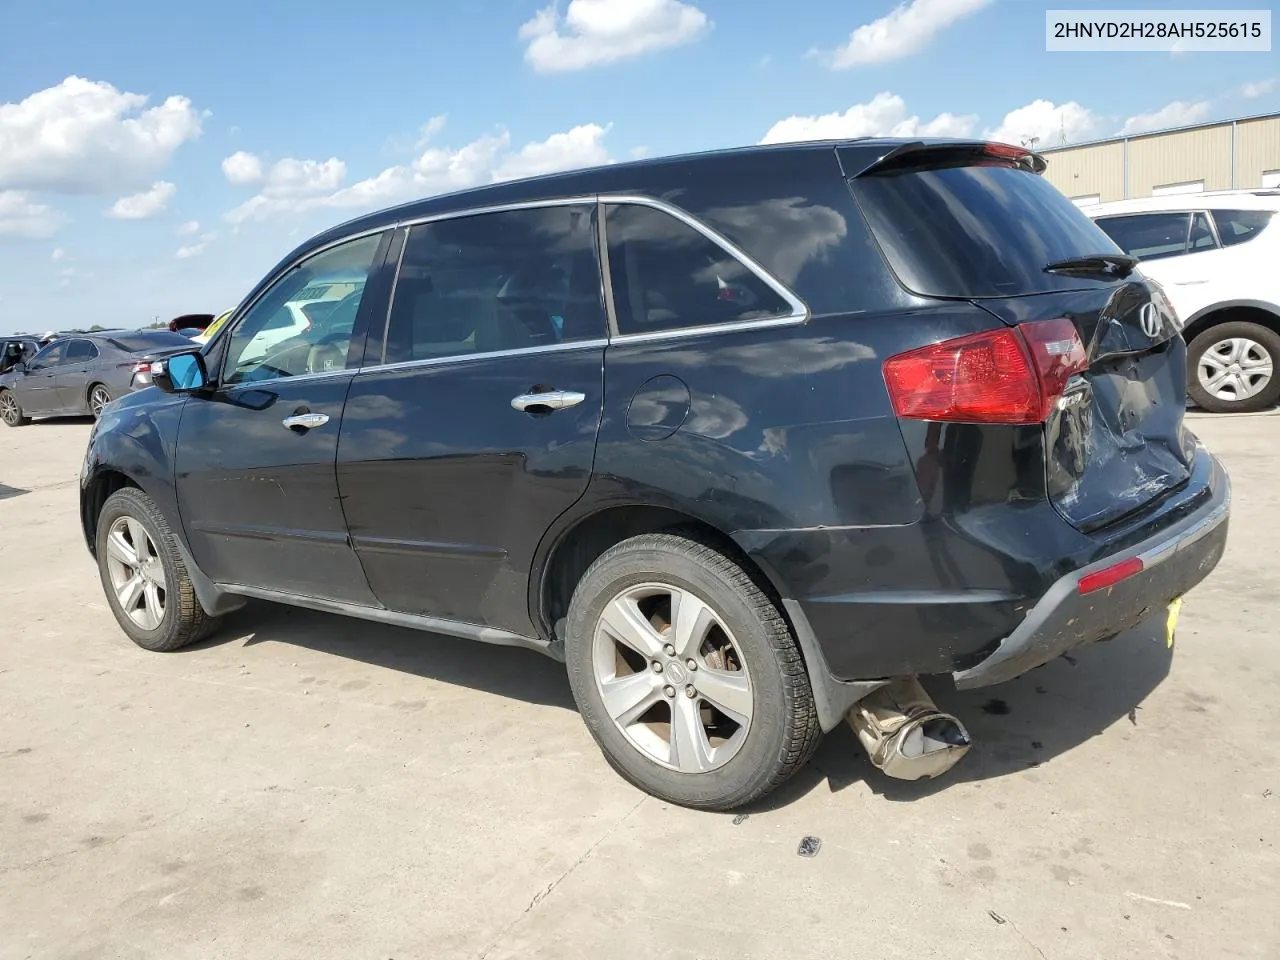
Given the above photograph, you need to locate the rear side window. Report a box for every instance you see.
[850,164,1125,299]
[384,204,604,364]
[1093,213,1192,261]
[1211,209,1275,247]
[602,202,796,336]
[65,339,99,361]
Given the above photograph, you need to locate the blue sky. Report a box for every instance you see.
[0,0,1276,334]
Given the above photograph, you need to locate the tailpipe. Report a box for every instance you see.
[846,677,972,781]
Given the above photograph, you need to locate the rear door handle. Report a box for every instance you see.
[511,390,586,412]
[282,412,330,431]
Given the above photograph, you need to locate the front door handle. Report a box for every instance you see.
[282,412,330,431]
[511,390,586,413]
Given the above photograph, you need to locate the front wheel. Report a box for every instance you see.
[0,389,28,427]
[96,487,219,651]
[1187,321,1280,413]
[564,533,820,810]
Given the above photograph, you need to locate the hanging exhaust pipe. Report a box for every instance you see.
[846,677,972,781]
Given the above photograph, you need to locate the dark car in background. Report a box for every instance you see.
[1,336,40,375]
[0,330,196,426]
[79,139,1229,809]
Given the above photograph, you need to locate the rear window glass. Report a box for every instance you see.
[850,164,1124,299]
[1211,209,1275,247]
[106,332,195,352]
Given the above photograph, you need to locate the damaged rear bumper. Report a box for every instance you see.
[953,454,1231,690]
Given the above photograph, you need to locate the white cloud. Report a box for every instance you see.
[0,76,202,194]
[984,99,1097,148]
[520,0,711,73]
[51,247,65,261]
[1120,100,1210,136]
[415,115,448,149]
[0,190,64,238]
[760,92,977,145]
[106,180,176,219]
[222,150,264,185]
[492,123,611,180]
[177,219,200,235]
[175,243,205,259]
[827,0,992,68]
[1240,77,1278,99]
[226,119,613,223]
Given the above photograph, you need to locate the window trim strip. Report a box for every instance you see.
[214,191,813,385]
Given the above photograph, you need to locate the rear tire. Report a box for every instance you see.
[88,383,112,420]
[1187,321,1280,413]
[564,532,820,811]
[95,487,219,652]
[0,389,27,427]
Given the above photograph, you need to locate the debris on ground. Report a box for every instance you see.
[797,836,821,858]
[732,813,748,825]
[988,910,1007,925]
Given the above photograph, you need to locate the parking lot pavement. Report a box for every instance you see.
[1,414,1277,960]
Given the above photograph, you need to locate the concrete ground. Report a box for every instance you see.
[1,413,1277,960]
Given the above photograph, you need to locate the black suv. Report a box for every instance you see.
[80,139,1230,809]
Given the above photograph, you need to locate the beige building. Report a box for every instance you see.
[1041,111,1280,207]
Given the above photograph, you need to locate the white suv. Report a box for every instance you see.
[1085,190,1280,413]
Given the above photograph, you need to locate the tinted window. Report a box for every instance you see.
[65,339,98,362]
[603,203,793,335]
[384,204,604,364]
[107,332,199,352]
[1189,212,1217,251]
[1211,209,1275,247]
[29,342,67,368]
[1093,213,1191,261]
[850,164,1126,298]
[225,232,384,385]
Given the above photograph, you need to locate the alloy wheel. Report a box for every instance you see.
[104,516,167,630]
[90,386,111,419]
[592,582,753,773]
[1198,336,1274,403]
[0,393,17,426]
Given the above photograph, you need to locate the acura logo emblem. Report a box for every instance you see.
[1139,302,1162,338]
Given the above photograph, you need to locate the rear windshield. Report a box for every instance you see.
[106,331,196,352]
[850,164,1125,299]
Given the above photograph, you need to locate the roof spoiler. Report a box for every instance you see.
[842,140,1048,178]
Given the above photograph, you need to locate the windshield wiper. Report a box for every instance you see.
[1043,253,1139,280]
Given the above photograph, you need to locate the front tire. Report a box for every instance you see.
[564,533,820,810]
[96,487,219,651]
[0,389,28,427]
[1187,321,1280,413]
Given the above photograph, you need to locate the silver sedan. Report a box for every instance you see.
[0,330,197,427]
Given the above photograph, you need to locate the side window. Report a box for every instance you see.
[383,204,604,364]
[1211,209,1275,248]
[602,202,794,336]
[29,342,67,370]
[223,232,385,386]
[65,339,99,362]
[1188,213,1217,252]
[1092,213,1192,261]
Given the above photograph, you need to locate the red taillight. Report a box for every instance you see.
[1078,556,1143,595]
[883,319,1088,424]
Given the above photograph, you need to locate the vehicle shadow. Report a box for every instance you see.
[191,600,576,710]
[752,618,1175,810]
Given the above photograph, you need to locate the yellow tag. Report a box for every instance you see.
[1165,596,1183,648]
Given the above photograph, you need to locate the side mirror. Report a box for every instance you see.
[151,351,209,394]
